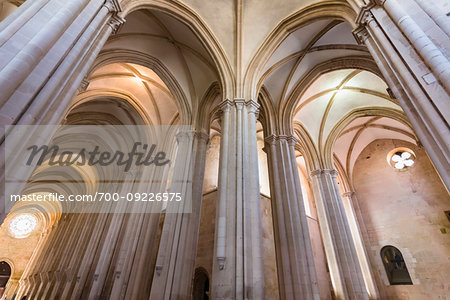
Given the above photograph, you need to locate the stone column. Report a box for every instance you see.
[264,135,320,300]
[382,0,450,93]
[82,172,147,300]
[0,0,124,223]
[13,227,52,297]
[149,130,209,299]
[96,144,175,300]
[309,169,368,300]
[353,12,450,191]
[341,192,379,299]
[17,213,100,299]
[3,276,19,300]
[14,176,142,299]
[211,100,265,300]
[412,0,450,37]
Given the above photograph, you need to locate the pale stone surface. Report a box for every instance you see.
[353,139,450,299]
[260,195,279,300]
[195,191,217,277]
[0,0,449,299]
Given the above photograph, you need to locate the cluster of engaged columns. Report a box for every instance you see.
[309,170,368,299]
[150,130,210,299]
[353,0,450,191]
[11,128,209,300]
[212,99,265,299]
[0,0,125,224]
[264,135,320,300]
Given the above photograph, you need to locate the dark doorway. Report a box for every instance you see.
[380,246,412,285]
[193,267,210,300]
[0,261,12,298]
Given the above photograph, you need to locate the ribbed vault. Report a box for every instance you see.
[80,62,179,125]
[98,8,225,117]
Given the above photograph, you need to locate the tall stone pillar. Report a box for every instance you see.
[411,0,450,37]
[264,135,319,300]
[382,0,450,93]
[0,0,124,223]
[83,172,152,300]
[309,169,368,300]
[16,212,106,299]
[341,192,379,299]
[15,173,162,299]
[353,11,450,191]
[0,0,123,128]
[212,100,265,300]
[13,226,52,298]
[149,130,209,299]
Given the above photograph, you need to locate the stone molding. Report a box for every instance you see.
[353,6,376,45]
[194,130,210,144]
[104,0,122,13]
[108,15,126,34]
[218,99,260,117]
[264,134,298,146]
[245,99,260,117]
[355,4,376,26]
[309,169,338,179]
[175,131,192,143]
[342,191,355,198]
[77,76,90,93]
[218,99,232,113]
[104,0,125,34]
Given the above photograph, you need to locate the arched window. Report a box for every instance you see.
[193,267,210,300]
[0,261,12,298]
[380,246,412,285]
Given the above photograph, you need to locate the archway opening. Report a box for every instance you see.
[0,261,12,298]
[380,246,412,285]
[193,267,210,300]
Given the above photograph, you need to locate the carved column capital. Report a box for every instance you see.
[356,4,376,25]
[286,135,298,146]
[234,98,245,110]
[342,191,355,198]
[324,169,339,177]
[264,135,277,146]
[309,169,323,178]
[353,5,376,45]
[103,0,122,13]
[245,99,260,117]
[353,26,371,45]
[194,130,210,144]
[176,131,192,144]
[77,76,90,93]
[104,0,125,34]
[264,134,298,146]
[374,0,386,5]
[108,15,126,34]
[309,168,338,178]
[219,99,232,113]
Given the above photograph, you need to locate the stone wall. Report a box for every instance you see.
[353,139,450,299]
[0,218,42,295]
[195,190,216,278]
[260,194,279,299]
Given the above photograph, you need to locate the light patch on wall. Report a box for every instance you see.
[386,147,416,171]
[8,214,38,239]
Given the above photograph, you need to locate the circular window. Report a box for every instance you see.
[391,151,414,169]
[387,147,415,170]
[9,214,38,238]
